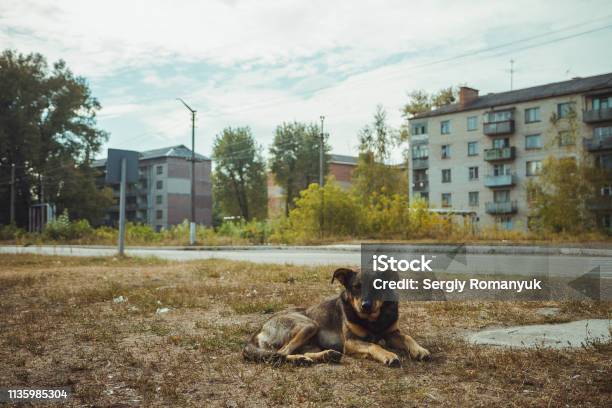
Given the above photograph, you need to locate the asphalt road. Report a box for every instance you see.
[1,245,611,279]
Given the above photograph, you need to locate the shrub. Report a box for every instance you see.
[361,190,410,238]
[43,210,93,241]
[280,178,361,242]
[0,223,25,241]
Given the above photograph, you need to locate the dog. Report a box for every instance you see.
[243,267,430,367]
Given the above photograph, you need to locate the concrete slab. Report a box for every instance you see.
[467,319,611,349]
[535,307,560,317]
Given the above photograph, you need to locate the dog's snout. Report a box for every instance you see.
[361,300,372,312]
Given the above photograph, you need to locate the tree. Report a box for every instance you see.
[527,104,608,234]
[527,156,603,234]
[0,50,111,226]
[212,126,267,221]
[352,105,408,200]
[269,121,331,215]
[401,86,457,119]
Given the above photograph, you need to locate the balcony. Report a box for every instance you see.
[411,133,429,143]
[483,120,515,136]
[583,107,612,123]
[412,158,429,169]
[484,146,516,161]
[583,137,612,152]
[484,174,516,188]
[485,200,518,214]
[413,180,428,192]
[589,197,612,211]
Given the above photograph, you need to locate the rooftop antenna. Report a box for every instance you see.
[509,59,515,91]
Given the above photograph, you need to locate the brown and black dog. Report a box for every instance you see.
[243,267,430,367]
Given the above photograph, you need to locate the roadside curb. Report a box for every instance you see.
[2,244,611,257]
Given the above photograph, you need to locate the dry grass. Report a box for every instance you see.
[0,254,610,407]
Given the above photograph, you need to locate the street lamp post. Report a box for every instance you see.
[177,98,197,245]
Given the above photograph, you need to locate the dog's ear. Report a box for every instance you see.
[331,268,355,287]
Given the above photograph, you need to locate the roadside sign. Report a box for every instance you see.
[105,148,139,184]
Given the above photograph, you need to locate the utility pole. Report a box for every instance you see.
[177,98,197,245]
[10,163,15,224]
[118,157,127,256]
[510,59,515,91]
[319,116,325,186]
[319,116,325,238]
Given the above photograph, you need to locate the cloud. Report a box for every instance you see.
[2,0,612,162]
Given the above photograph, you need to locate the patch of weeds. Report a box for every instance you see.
[168,324,250,352]
[192,266,221,279]
[149,321,172,337]
[75,382,105,405]
[0,275,39,291]
[4,332,45,355]
[229,298,285,315]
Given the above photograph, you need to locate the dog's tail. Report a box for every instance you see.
[242,342,286,365]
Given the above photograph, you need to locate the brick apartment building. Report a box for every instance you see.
[267,154,359,216]
[408,73,612,231]
[93,145,212,230]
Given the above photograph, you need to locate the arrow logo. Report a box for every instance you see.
[568,266,600,301]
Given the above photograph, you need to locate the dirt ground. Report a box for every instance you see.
[0,254,610,407]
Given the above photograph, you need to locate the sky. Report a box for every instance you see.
[2,0,612,163]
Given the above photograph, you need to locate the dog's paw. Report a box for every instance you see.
[384,353,401,368]
[411,345,431,361]
[290,356,314,366]
[322,350,343,364]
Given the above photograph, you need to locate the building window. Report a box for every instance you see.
[441,144,451,158]
[498,216,513,230]
[467,141,479,156]
[467,116,478,131]
[412,144,429,159]
[468,166,479,180]
[493,164,511,176]
[442,169,451,183]
[525,134,542,149]
[526,160,542,176]
[601,185,612,196]
[525,107,540,123]
[469,191,479,206]
[599,154,612,170]
[156,180,163,189]
[594,126,612,142]
[156,165,163,175]
[412,123,427,135]
[156,195,163,205]
[557,102,575,118]
[156,210,163,220]
[603,214,611,230]
[492,138,509,149]
[440,120,451,135]
[486,110,512,123]
[441,193,452,207]
[558,131,575,146]
[592,95,612,110]
[494,190,510,203]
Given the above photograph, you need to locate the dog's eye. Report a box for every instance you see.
[354,283,361,291]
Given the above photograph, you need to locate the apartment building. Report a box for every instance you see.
[93,145,212,230]
[267,154,359,216]
[408,73,612,231]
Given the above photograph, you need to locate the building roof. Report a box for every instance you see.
[329,154,359,165]
[92,144,209,167]
[411,72,612,120]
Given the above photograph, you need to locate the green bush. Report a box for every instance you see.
[43,210,93,241]
[276,178,361,242]
[0,223,26,241]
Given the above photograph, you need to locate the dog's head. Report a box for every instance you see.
[332,267,383,319]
